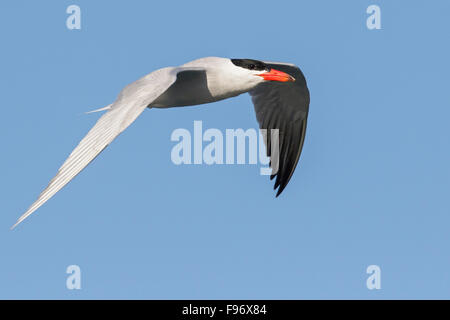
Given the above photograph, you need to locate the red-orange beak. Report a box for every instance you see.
[257,68,295,82]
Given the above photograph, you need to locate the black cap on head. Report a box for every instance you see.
[231,59,269,71]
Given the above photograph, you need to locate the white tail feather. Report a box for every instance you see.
[85,104,113,114]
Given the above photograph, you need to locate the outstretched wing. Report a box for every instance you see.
[250,62,310,197]
[12,67,198,229]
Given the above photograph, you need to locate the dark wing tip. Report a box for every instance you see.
[275,185,285,197]
[270,118,308,198]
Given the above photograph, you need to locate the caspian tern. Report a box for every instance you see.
[12,57,310,229]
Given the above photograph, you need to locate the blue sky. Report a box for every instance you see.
[1,0,449,299]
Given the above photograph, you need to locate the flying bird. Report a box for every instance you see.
[12,57,310,229]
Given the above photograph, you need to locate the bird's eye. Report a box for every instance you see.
[248,64,255,70]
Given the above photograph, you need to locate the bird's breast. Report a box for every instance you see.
[150,69,247,109]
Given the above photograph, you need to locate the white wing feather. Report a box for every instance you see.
[12,67,179,229]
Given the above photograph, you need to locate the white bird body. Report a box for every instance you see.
[12,56,309,229]
[152,57,265,108]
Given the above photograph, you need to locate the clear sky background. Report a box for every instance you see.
[1,0,449,299]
